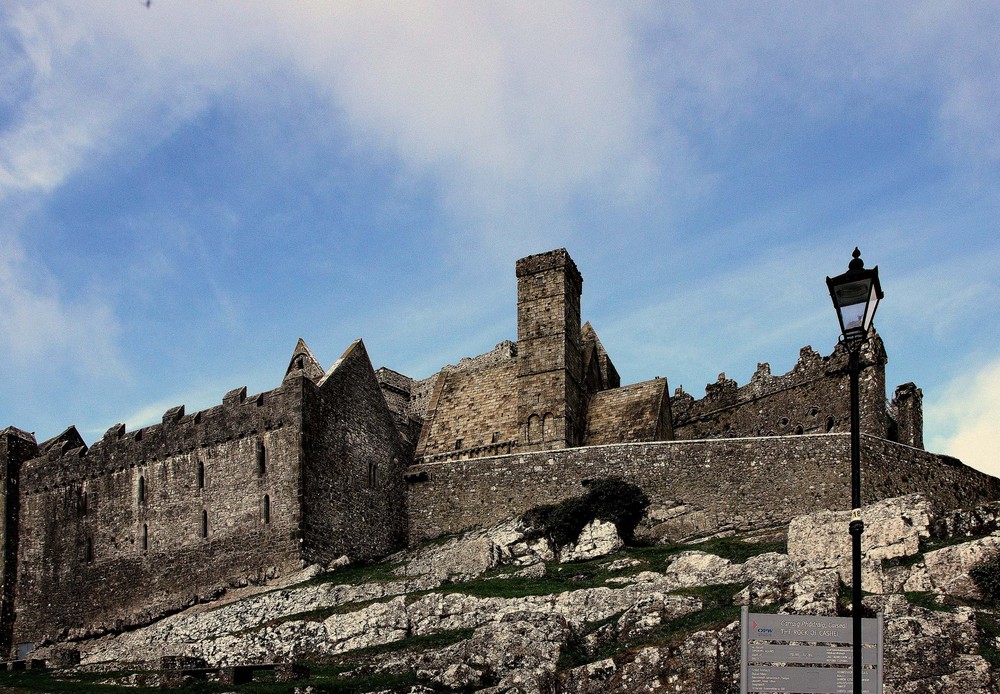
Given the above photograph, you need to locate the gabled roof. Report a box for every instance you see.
[584,378,671,445]
[284,338,327,383]
[37,425,87,456]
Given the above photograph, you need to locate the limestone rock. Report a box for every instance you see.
[787,493,931,591]
[663,550,738,587]
[923,534,1000,600]
[394,518,552,581]
[560,519,624,563]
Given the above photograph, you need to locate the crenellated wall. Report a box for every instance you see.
[671,335,897,445]
[5,338,410,653]
[10,380,306,648]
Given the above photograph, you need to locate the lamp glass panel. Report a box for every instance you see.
[861,282,880,331]
[833,278,872,332]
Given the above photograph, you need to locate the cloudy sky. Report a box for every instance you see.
[2,2,998,475]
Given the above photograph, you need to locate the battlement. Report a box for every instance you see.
[19,379,306,492]
[515,248,583,288]
[671,330,902,444]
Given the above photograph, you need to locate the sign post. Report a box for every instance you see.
[740,608,883,694]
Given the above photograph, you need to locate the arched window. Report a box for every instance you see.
[201,510,209,538]
[527,414,540,443]
[138,476,145,504]
[197,460,205,489]
[141,523,148,552]
[794,425,804,435]
[263,495,270,524]
[826,416,836,432]
[256,440,266,476]
[542,413,554,441]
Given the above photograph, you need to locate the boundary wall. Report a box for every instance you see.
[406,433,1000,544]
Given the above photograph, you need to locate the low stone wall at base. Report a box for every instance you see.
[405,433,1000,544]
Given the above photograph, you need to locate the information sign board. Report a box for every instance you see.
[740,608,883,694]
[749,665,877,694]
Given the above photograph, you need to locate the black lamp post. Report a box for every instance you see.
[826,247,883,694]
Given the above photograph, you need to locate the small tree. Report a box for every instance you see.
[523,478,650,546]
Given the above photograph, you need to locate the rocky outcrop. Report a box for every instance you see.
[21,494,1000,693]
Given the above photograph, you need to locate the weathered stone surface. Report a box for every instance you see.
[787,493,931,591]
[393,518,552,582]
[923,534,1000,600]
[560,520,623,563]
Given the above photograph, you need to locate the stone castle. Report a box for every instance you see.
[1,248,998,659]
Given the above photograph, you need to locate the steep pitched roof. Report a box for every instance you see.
[584,378,672,445]
[37,425,87,456]
[284,338,327,383]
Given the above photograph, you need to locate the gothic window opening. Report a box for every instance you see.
[197,460,205,489]
[201,510,209,539]
[257,440,266,476]
[141,524,148,552]
[263,495,270,524]
[138,476,145,504]
[794,425,804,435]
[826,416,836,432]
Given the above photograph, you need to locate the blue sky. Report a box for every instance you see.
[2,2,999,475]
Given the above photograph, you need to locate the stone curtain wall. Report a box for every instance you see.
[406,434,1000,545]
[11,382,305,648]
[301,340,407,564]
[863,437,1000,513]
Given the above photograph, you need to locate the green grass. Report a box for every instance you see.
[977,610,1000,670]
[904,591,953,612]
[557,582,744,670]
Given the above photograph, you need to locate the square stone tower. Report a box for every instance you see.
[515,249,587,451]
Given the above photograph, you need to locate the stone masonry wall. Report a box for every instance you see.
[584,378,671,446]
[671,336,894,443]
[415,359,520,463]
[11,382,305,649]
[516,249,586,451]
[301,340,407,564]
[405,433,1000,545]
[0,428,36,656]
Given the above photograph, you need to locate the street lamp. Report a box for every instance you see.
[826,247,883,694]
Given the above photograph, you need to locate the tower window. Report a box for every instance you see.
[201,510,209,538]
[197,460,205,489]
[141,524,148,552]
[84,538,93,563]
[138,476,145,504]
[263,495,270,524]
[257,440,266,476]
[80,489,88,516]
[455,438,463,450]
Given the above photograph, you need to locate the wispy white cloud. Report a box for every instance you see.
[926,358,1000,477]
[0,232,126,380]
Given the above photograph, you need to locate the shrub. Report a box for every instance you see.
[970,549,1000,603]
[523,478,650,546]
